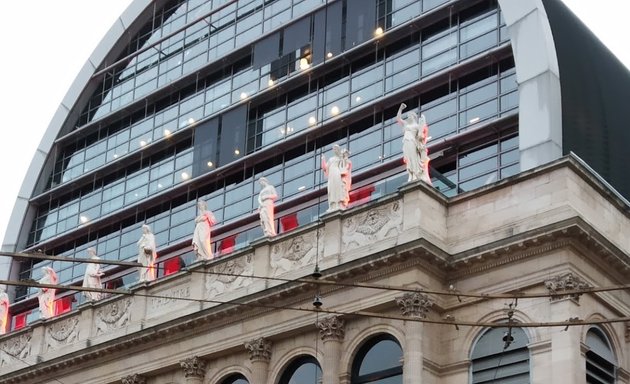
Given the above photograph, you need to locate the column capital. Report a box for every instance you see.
[544,272,590,302]
[395,292,432,319]
[121,374,146,384]
[245,337,273,362]
[317,315,345,342]
[179,356,207,379]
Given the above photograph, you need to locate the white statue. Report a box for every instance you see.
[0,287,9,334]
[341,148,352,209]
[82,248,104,301]
[192,200,217,261]
[38,267,58,319]
[397,103,432,184]
[258,177,278,237]
[321,144,351,212]
[137,224,157,282]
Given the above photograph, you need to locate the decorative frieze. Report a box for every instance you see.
[270,229,323,275]
[342,200,402,252]
[544,273,591,302]
[0,332,32,367]
[180,356,207,379]
[395,292,433,319]
[317,315,345,342]
[46,317,80,352]
[95,298,132,335]
[121,373,146,384]
[206,254,254,298]
[245,337,272,362]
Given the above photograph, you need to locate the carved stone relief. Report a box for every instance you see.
[206,254,254,299]
[121,373,147,384]
[395,292,433,319]
[342,200,402,252]
[244,337,272,362]
[180,355,207,379]
[270,229,323,275]
[0,332,32,367]
[46,317,80,352]
[317,315,345,342]
[95,298,132,335]
[544,272,591,302]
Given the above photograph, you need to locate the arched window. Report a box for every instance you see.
[220,373,249,384]
[585,327,616,383]
[471,327,530,383]
[278,355,322,384]
[351,334,403,383]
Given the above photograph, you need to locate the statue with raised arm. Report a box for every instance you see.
[258,177,278,237]
[322,144,350,212]
[192,200,217,261]
[341,149,352,209]
[82,248,104,301]
[137,224,157,282]
[38,267,58,319]
[0,287,9,334]
[397,103,432,185]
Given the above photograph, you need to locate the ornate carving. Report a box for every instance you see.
[95,298,132,335]
[544,273,591,301]
[206,255,254,298]
[270,230,322,275]
[395,292,433,319]
[180,356,207,379]
[342,201,402,252]
[46,317,80,351]
[245,337,272,362]
[317,315,345,342]
[0,332,32,367]
[121,374,147,384]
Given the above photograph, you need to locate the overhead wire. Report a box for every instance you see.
[4,251,630,301]
[0,278,627,329]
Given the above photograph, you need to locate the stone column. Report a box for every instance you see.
[396,292,433,384]
[245,337,272,383]
[545,273,589,384]
[121,374,146,384]
[179,356,207,384]
[317,315,345,384]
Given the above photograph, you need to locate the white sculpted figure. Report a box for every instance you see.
[341,149,352,209]
[397,103,432,184]
[38,267,58,319]
[137,224,157,282]
[82,248,104,301]
[258,177,278,237]
[0,287,9,334]
[322,144,351,212]
[192,200,217,261]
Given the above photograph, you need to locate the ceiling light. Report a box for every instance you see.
[181,172,190,180]
[164,129,172,137]
[299,58,310,70]
[308,116,317,125]
[374,27,384,37]
[326,52,333,58]
[207,161,214,167]
[79,215,89,224]
[187,117,195,125]
[139,140,147,147]
[268,79,275,87]
[240,92,248,99]
[297,186,306,191]
[234,149,240,155]
[331,106,340,116]
[158,183,163,188]
[355,96,362,103]
[469,117,480,124]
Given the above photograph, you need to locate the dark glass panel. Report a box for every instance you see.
[193,118,219,177]
[253,32,281,69]
[279,356,322,384]
[283,16,311,55]
[358,339,403,376]
[346,0,377,49]
[219,105,248,167]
